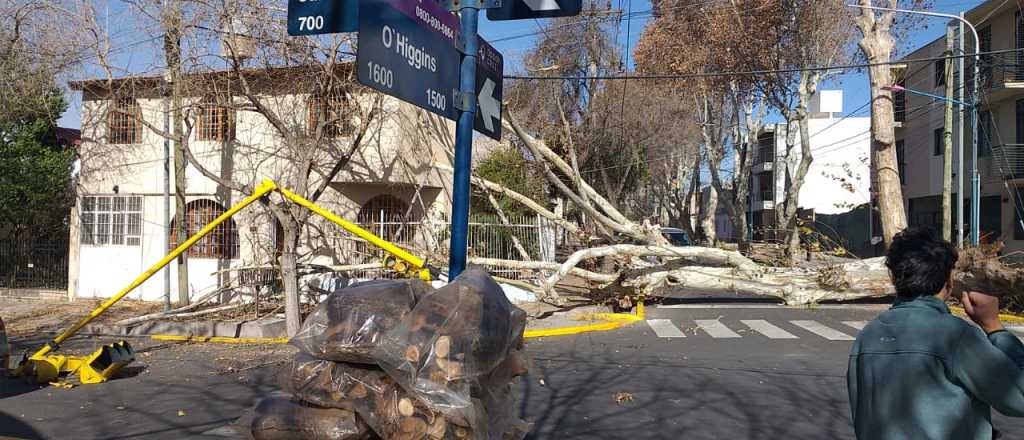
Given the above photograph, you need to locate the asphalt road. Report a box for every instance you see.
[4,304,1024,439]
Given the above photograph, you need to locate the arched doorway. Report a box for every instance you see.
[357,195,417,245]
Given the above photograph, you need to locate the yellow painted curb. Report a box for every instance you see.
[949,306,1024,324]
[151,335,290,344]
[524,301,646,339]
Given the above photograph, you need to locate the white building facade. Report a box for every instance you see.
[68,68,456,302]
[747,90,873,244]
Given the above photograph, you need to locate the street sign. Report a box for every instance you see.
[288,0,359,36]
[474,39,503,140]
[486,0,582,21]
[357,0,504,139]
[357,0,462,121]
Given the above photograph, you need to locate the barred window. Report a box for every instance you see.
[196,98,235,142]
[169,199,239,259]
[107,98,143,144]
[308,90,354,138]
[81,195,143,246]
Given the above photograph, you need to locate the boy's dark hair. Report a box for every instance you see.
[885,227,959,299]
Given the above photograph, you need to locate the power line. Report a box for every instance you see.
[504,47,1024,80]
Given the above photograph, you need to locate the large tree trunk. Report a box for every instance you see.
[280,213,302,337]
[700,185,718,245]
[855,1,908,248]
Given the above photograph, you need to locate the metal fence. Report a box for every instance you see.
[0,234,69,290]
[327,214,560,280]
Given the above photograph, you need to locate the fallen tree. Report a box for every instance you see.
[452,112,1024,307]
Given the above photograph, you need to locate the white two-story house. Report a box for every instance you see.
[68,65,456,302]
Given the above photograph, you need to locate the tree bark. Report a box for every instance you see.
[854,1,908,248]
[700,185,718,245]
[279,211,302,337]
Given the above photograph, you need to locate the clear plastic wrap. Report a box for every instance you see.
[291,279,432,364]
[279,353,389,411]
[375,267,529,438]
[250,396,372,440]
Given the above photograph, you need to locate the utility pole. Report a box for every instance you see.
[163,1,189,305]
[162,69,171,311]
[942,26,954,242]
[957,15,966,247]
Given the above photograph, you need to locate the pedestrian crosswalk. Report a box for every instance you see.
[646,318,863,341]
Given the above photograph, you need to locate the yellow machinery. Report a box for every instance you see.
[14,179,439,385]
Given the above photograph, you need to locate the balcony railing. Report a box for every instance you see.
[991,144,1024,180]
[978,58,1024,89]
[756,147,775,164]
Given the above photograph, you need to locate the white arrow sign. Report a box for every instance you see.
[478,78,500,132]
[523,0,559,11]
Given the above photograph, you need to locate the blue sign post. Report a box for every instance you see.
[287,0,359,35]
[448,3,481,279]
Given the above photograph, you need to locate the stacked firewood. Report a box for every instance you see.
[250,268,530,440]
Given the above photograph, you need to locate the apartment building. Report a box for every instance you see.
[747,90,873,248]
[894,0,1024,254]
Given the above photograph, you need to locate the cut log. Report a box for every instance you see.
[398,398,416,417]
[434,336,451,359]
[279,353,388,411]
[250,396,371,440]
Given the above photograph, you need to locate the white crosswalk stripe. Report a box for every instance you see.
[741,320,798,339]
[695,320,742,338]
[843,321,868,331]
[790,320,855,341]
[646,319,686,338]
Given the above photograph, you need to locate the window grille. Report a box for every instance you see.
[196,98,235,142]
[81,195,143,246]
[308,90,354,138]
[107,98,143,145]
[169,199,240,259]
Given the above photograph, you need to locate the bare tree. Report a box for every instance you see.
[66,0,448,335]
[851,0,928,247]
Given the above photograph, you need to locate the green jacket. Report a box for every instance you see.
[848,296,1024,440]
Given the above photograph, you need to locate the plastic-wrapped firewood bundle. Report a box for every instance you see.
[291,279,432,364]
[250,395,373,440]
[280,353,477,439]
[375,267,529,437]
[255,268,530,440]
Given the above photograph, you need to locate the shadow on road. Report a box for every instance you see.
[0,410,45,439]
[518,337,855,440]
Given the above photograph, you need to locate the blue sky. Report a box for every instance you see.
[57,0,987,129]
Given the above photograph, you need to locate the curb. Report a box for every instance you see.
[150,335,289,344]
[949,306,1024,324]
[523,302,645,339]
[149,303,648,344]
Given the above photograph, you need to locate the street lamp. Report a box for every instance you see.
[848,4,981,246]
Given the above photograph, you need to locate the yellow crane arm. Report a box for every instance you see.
[30,179,278,360]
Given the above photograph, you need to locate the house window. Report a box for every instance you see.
[196,98,235,142]
[896,139,906,185]
[169,199,239,259]
[933,128,944,156]
[81,195,143,246]
[107,98,142,145]
[308,90,353,138]
[935,59,946,88]
[980,195,1002,242]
